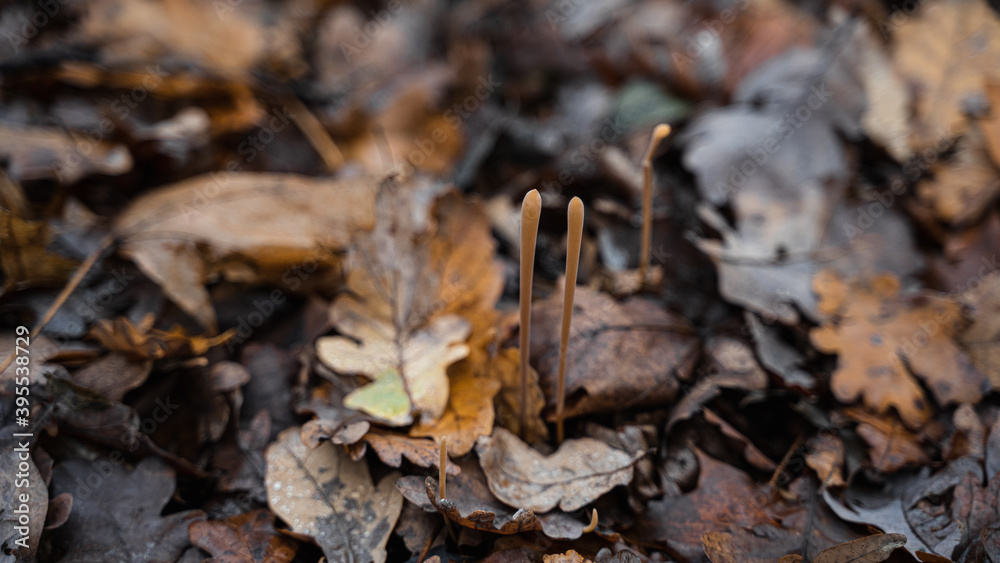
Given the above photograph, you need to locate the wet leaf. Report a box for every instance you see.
[48,457,205,563]
[530,284,698,419]
[812,533,907,563]
[395,458,587,540]
[475,427,643,513]
[264,427,402,563]
[188,510,298,563]
[810,270,989,428]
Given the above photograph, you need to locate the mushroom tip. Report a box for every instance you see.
[569,196,584,210]
[653,123,672,139]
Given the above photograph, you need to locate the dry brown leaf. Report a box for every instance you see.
[114,173,378,331]
[0,122,131,184]
[188,510,298,563]
[0,210,80,291]
[70,353,152,402]
[410,361,501,456]
[352,428,460,475]
[810,270,989,428]
[805,432,847,488]
[317,186,503,424]
[475,427,642,513]
[959,271,1000,388]
[893,0,1000,150]
[702,529,802,563]
[75,0,306,78]
[89,314,233,361]
[813,533,907,563]
[395,459,588,540]
[918,125,1000,225]
[530,284,698,419]
[492,346,549,444]
[543,551,592,563]
[846,408,932,473]
[264,427,402,563]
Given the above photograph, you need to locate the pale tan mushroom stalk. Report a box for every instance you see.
[556,197,584,444]
[639,124,672,282]
[519,189,542,439]
[439,436,447,499]
[582,509,599,533]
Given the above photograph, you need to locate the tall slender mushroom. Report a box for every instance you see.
[519,189,542,440]
[439,436,447,499]
[556,197,584,444]
[638,124,672,282]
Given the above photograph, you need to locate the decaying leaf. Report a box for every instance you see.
[264,427,402,563]
[530,284,699,419]
[492,346,549,444]
[395,459,588,540]
[846,408,931,473]
[637,449,790,563]
[475,427,643,513]
[351,428,460,475]
[959,271,1000,388]
[893,0,1000,150]
[317,185,503,424]
[0,210,80,291]
[812,533,907,563]
[805,432,847,488]
[0,122,132,184]
[114,173,378,331]
[89,313,233,360]
[410,361,502,456]
[702,529,803,563]
[188,510,298,563]
[810,270,989,428]
[48,457,205,563]
[917,125,1000,225]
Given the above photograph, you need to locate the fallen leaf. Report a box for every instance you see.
[351,428,460,475]
[0,122,131,184]
[805,432,847,488]
[48,457,205,562]
[492,346,549,444]
[114,173,378,331]
[893,0,1000,149]
[702,529,804,563]
[342,369,415,427]
[264,427,402,563]
[317,186,502,424]
[89,313,233,361]
[530,284,699,420]
[845,408,931,473]
[410,361,502,456]
[812,533,907,563]
[0,209,80,291]
[475,427,642,513]
[958,271,1000,388]
[810,270,990,428]
[395,459,587,540]
[188,510,298,563]
[918,124,1000,225]
[636,449,788,563]
[70,353,152,402]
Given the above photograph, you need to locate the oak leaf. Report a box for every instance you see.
[475,427,643,513]
[810,270,989,428]
[188,510,297,563]
[316,186,502,424]
[893,0,1000,150]
[349,428,460,475]
[264,427,402,563]
[410,360,501,456]
[48,457,205,563]
[114,173,378,331]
